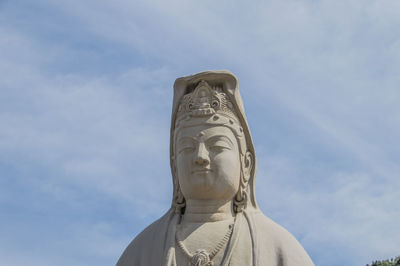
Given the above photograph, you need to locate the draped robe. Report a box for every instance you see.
[117,209,314,266]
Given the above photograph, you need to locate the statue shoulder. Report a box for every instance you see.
[247,211,314,266]
[116,210,174,266]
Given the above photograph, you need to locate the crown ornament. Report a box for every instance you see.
[176,80,238,122]
[174,79,246,154]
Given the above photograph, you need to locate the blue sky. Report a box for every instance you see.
[1,0,399,265]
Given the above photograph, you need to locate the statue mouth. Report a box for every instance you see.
[191,168,212,174]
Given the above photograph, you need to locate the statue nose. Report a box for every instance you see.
[194,143,210,166]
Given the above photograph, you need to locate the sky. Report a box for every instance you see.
[0,0,399,265]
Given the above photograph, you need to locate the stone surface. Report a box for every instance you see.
[117,70,314,266]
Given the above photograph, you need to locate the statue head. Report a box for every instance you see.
[170,71,258,214]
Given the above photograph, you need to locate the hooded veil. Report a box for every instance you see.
[171,70,258,211]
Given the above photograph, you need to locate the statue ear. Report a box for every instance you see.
[243,150,253,183]
[235,151,253,213]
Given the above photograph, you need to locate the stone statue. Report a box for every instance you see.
[117,71,314,266]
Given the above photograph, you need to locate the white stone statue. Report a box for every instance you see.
[117,71,314,266]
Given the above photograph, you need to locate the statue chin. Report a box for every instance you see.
[116,70,315,266]
[182,178,240,202]
[190,172,215,187]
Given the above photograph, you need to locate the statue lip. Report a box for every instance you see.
[191,168,212,174]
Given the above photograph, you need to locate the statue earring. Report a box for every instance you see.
[234,165,248,213]
[234,187,248,213]
[173,169,186,214]
[173,182,186,215]
[234,153,251,213]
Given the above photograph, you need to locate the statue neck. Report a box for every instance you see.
[182,199,235,223]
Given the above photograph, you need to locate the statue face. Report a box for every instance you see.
[175,125,241,201]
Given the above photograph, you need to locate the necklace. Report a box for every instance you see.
[175,224,234,266]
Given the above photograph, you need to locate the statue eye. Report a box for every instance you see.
[209,141,231,152]
[178,145,195,154]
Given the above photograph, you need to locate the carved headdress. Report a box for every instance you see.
[170,70,258,212]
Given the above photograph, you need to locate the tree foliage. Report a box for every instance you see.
[367,256,400,266]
